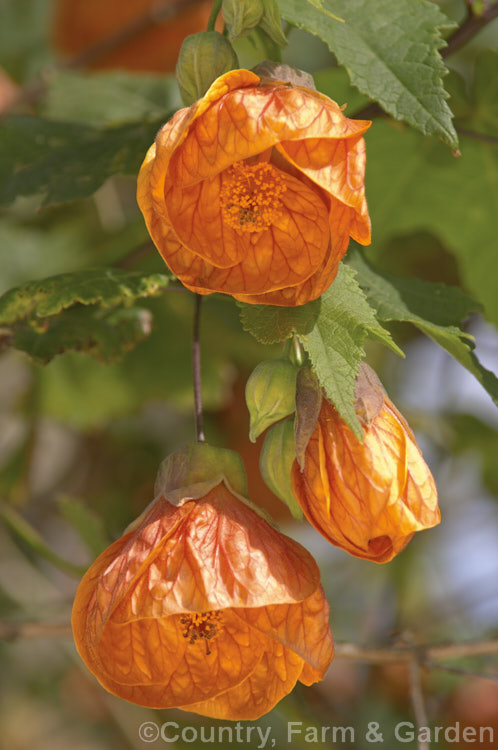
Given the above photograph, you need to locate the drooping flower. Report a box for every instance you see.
[137,67,371,306]
[291,365,440,563]
[72,446,333,719]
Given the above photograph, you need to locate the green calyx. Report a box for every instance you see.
[246,358,299,442]
[176,32,238,106]
[154,443,248,504]
[259,417,302,520]
[222,0,287,46]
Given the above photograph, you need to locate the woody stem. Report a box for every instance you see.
[192,293,205,443]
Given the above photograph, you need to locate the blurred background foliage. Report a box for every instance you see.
[1,0,498,748]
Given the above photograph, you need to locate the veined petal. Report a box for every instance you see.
[163,166,329,277]
[237,586,334,676]
[291,397,440,563]
[82,610,267,708]
[72,471,333,716]
[234,196,351,306]
[186,642,305,720]
[277,134,371,244]
[169,81,371,186]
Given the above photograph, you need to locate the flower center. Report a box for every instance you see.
[180,610,224,656]
[220,161,286,232]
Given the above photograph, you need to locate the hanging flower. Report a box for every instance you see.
[137,68,371,306]
[291,366,440,563]
[72,465,333,719]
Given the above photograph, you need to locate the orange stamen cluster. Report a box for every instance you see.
[180,610,224,655]
[220,162,286,232]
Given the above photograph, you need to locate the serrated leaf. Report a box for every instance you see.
[365,117,498,326]
[313,66,369,113]
[349,249,498,407]
[9,306,153,365]
[238,297,321,344]
[0,115,165,206]
[298,263,399,438]
[0,268,171,325]
[279,0,458,147]
[43,70,181,125]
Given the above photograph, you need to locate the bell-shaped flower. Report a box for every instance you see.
[137,67,371,306]
[72,445,334,718]
[291,365,440,563]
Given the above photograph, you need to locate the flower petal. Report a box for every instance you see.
[292,399,440,562]
[80,610,267,708]
[162,167,330,282]
[186,642,305,720]
[234,195,351,305]
[237,586,334,676]
[169,80,371,186]
[277,134,370,244]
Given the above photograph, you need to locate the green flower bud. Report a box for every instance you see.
[245,359,299,442]
[259,0,288,47]
[222,0,264,40]
[260,417,302,520]
[176,31,239,106]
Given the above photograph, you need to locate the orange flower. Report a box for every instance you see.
[137,69,371,306]
[72,483,333,719]
[291,390,440,564]
[53,0,212,72]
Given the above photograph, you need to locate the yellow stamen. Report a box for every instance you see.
[220,161,286,232]
[180,611,224,656]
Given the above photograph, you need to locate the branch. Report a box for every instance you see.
[2,620,498,665]
[192,293,205,443]
[442,2,498,58]
[334,639,498,663]
[0,620,73,640]
[8,0,205,112]
[409,660,431,750]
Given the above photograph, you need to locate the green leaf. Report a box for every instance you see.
[364,118,498,326]
[279,0,458,147]
[313,66,369,113]
[57,495,110,558]
[238,298,321,344]
[298,264,401,438]
[0,0,52,82]
[349,249,498,407]
[43,70,181,125]
[0,267,171,325]
[0,501,86,577]
[449,414,498,496]
[448,52,498,140]
[9,306,153,365]
[0,115,165,206]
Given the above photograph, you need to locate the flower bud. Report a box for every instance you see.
[291,364,440,563]
[259,0,288,47]
[176,31,239,106]
[222,0,264,40]
[245,359,298,442]
[260,417,302,520]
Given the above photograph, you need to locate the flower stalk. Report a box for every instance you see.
[192,293,205,443]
